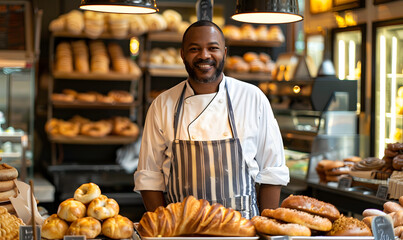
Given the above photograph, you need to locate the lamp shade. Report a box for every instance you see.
[231,0,303,24]
[80,0,158,14]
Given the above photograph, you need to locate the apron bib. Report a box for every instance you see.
[167,81,259,218]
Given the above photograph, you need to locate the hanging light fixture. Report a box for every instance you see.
[231,0,303,24]
[80,0,158,14]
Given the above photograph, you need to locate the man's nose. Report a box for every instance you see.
[200,48,211,59]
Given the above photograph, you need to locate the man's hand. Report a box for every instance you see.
[140,190,166,212]
[258,184,282,213]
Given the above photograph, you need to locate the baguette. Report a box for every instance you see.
[137,195,256,237]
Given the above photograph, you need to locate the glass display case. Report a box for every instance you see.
[332,24,366,113]
[0,67,35,180]
[372,18,403,158]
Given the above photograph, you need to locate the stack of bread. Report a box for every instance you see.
[222,24,285,42]
[71,40,89,73]
[361,196,403,239]
[148,47,183,66]
[0,161,18,214]
[315,160,352,183]
[137,195,256,237]
[83,11,105,39]
[45,115,140,139]
[252,195,372,236]
[89,40,109,74]
[55,42,73,73]
[41,182,134,239]
[0,205,25,239]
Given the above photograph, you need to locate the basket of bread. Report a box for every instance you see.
[41,182,134,239]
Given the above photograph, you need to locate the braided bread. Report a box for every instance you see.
[137,195,256,237]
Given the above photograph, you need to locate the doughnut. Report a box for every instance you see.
[96,94,114,103]
[112,117,139,137]
[74,182,101,204]
[101,215,134,239]
[0,164,18,181]
[362,208,387,217]
[41,214,69,239]
[393,154,403,170]
[385,148,399,158]
[262,207,332,231]
[352,157,385,171]
[0,188,17,201]
[387,142,403,152]
[280,195,340,221]
[66,217,101,239]
[80,120,112,137]
[69,115,90,125]
[327,215,372,236]
[57,198,86,222]
[87,195,119,220]
[384,201,403,213]
[0,180,15,192]
[251,216,311,236]
[58,121,80,137]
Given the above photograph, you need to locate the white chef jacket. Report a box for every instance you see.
[134,75,289,192]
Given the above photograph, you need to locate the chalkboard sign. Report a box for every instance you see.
[376,185,389,199]
[19,226,40,240]
[64,236,86,240]
[337,176,352,189]
[196,0,213,21]
[371,215,395,240]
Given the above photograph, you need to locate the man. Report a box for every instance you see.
[134,20,289,218]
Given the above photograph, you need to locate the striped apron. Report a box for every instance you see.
[167,83,259,219]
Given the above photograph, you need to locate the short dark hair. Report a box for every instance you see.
[181,20,225,48]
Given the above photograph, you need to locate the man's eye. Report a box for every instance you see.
[189,48,198,51]
[210,47,219,50]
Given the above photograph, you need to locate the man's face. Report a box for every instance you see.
[181,25,227,83]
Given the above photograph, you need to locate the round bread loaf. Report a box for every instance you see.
[252,216,311,236]
[66,217,101,239]
[41,214,69,239]
[101,215,134,239]
[57,198,86,222]
[327,215,372,236]
[280,195,340,221]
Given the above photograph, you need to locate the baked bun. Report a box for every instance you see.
[87,195,119,220]
[41,214,69,239]
[66,217,101,239]
[252,215,311,236]
[324,161,351,176]
[162,9,182,31]
[222,25,242,40]
[327,215,372,236]
[101,215,134,239]
[243,52,259,63]
[281,195,340,221]
[393,155,403,170]
[74,182,101,204]
[57,198,86,222]
[315,160,333,183]
[0,163,18,181]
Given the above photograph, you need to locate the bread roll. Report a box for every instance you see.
[101,215,134,239]
[41,214,69,240]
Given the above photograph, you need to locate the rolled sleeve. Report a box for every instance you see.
[134,169,166,191]
[255,166,290,185]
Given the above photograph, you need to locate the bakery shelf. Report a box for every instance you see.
[147,31,183,42]
[148,68,188,77]
[0,152,21,158]
[53,71,141,81]
[226,71,273,82]
[51,100,139,109]
[49,135,138,145]
[52,31,141,39]
[226,39,284,47]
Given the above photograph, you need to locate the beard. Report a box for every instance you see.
[184,58,225,83]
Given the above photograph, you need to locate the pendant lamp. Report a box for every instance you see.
[231,0,303,24]
[80,0,158,14]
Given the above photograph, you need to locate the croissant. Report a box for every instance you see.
[137,195,256,237]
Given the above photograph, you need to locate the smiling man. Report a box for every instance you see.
[133,20,289,219]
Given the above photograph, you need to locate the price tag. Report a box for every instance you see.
[337,176,352,189]
[196,0,213,21]
[371,215,395,240]
[19,226,41,240]
[64,236,86,240]
[376,185,389,199]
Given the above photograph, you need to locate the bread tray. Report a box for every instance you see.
[133,223,259,240]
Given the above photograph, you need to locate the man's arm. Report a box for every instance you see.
[257,184,282,213]
[140,190,166,212]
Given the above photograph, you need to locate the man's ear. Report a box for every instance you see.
[224,47,227,57]
[180,48,184,61]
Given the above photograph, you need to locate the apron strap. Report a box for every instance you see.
[174,79,239,139]
[174,84,187,139]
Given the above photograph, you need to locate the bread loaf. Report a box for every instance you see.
[137,195,256,237]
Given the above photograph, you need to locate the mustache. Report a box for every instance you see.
[194,59,216,65]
